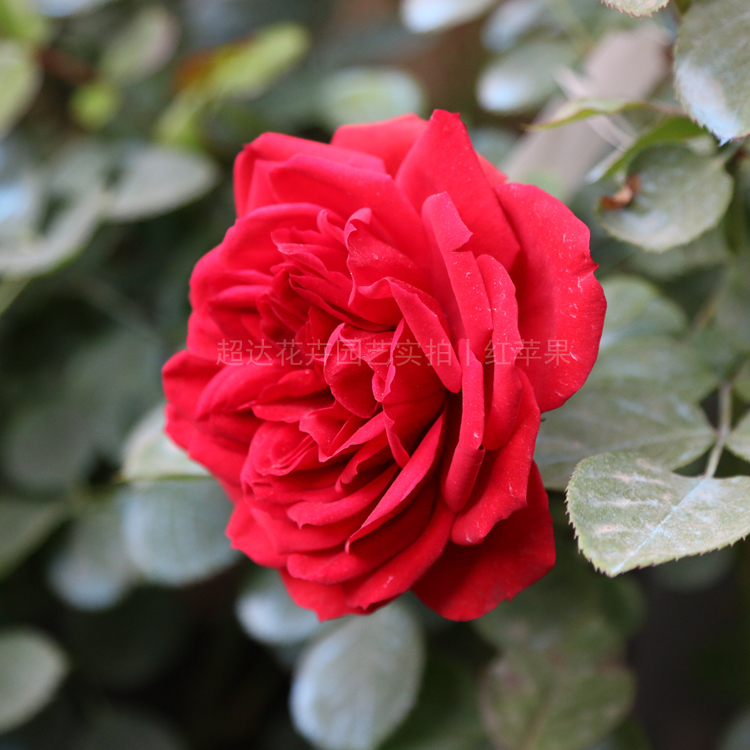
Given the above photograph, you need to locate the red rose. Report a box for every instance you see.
[162,110,605,621]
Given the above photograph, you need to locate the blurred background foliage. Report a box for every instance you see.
[2,0,750,749]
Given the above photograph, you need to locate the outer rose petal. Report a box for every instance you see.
[413,463,554,621]
[331,114,429,177]
[397,110,520,270]
[280,569,385,620]
[227,501,286,568]
[499,183,607,413]
[234,132,386,216]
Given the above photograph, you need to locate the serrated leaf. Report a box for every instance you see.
[0,499,66,577]
[400,0,497,33]
[597,145,733,252]
[121,405,208,482]
[477,40,577,115]
[536,389,714,491]
[601,0,668,16]
[101,7,179,85]
[568,452,750,575]
[290,602,425,750]
[381,659,485,750]
[48,501,138,611]
[319,67,426,130]
[106,145,217,221]
[587,335,717,402]
[0,629,68,733]
[726,410,750,462]
[480,648,634,750]
[600,276,686,350]
[532,98,649,131]
[0,40,40,139]
[235,568,320,646]
[674,0,750,143]
[121,479,238,585]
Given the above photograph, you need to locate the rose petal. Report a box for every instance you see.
[413,462,554,620]
[498,183,606,412]
[397,110,520,269]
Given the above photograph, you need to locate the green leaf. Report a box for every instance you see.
[100,7,179,85]
[630,227,730,280]
[0,186,107,279]
[715,261,750,353]
[720,709,750,750]
[652,547,735,591]
[121,479,238,585]
[536,388,715,491]
[120,405,208,482]
[290,602,425,750]
[70,80,122,130]
[726,410,750,462]
[76,708,187,750]
[235,568,321,646]
[0,629,68,733]
[600,276,686,350]
[597,145,733,252]
[475,550,623,660]
[202,23,311,100]
[735,359,750,402]
[381,658,485,750]
[400,0,497,33]
[0,41,40,139]
[480,648,634,750]
[34,0,114,16]
[48,501,138,611]
[2,398,96,493]
[106,145,218,221]
[318,67,426,130]
[477,40,578,115]
[596,117,707,182]
[600,0,668,16]
[0,0,50,43]
[531,98,652,131]
[0,499,66,577]
[674,0,750,143]
[568,452,750,575]
[587,335,717,402]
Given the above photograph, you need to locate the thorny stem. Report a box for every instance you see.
[704,381,733,478]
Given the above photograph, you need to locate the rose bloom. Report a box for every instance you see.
[163,110,605,621]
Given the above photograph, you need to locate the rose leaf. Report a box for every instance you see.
[674,0,750,143]
[121,479,239,586]
[235,568,321,647]
[290,602,425,750]
[596,145,733,252]
[568,452,750,575]
[536,388,715,491]
[0,629,68,733]
[480,647,634,750]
